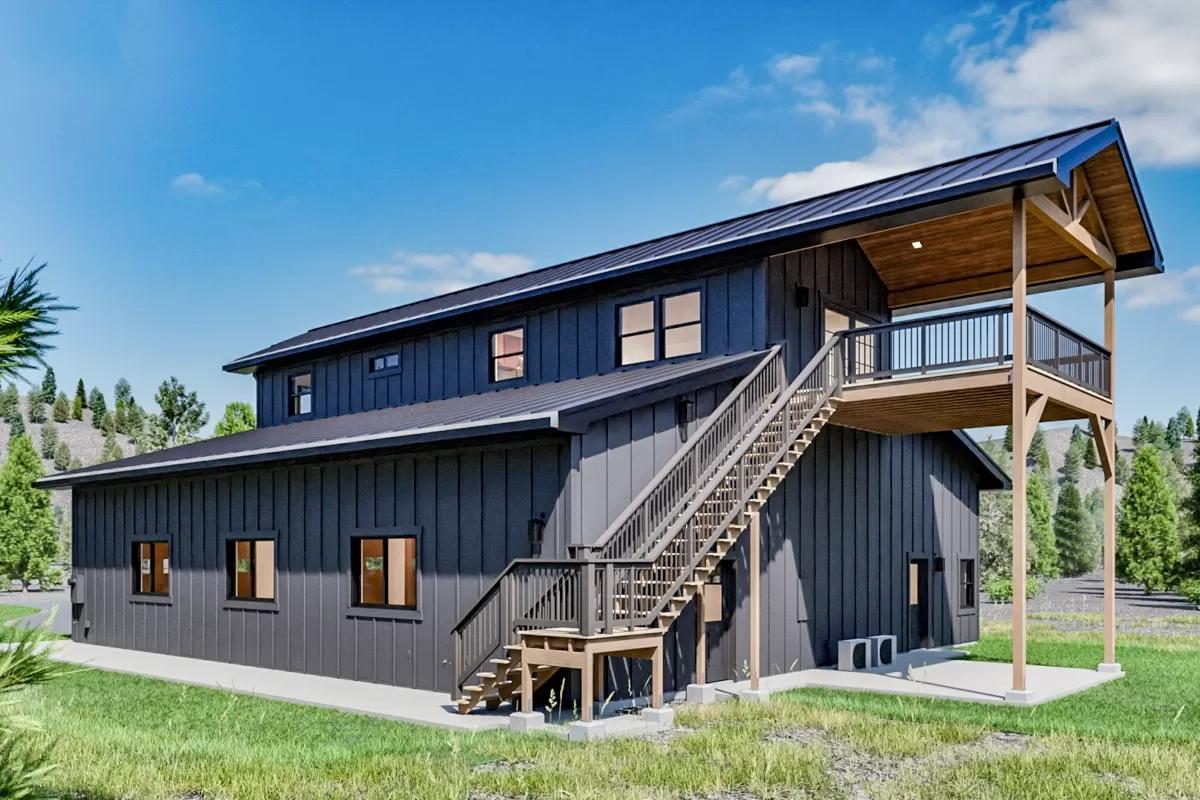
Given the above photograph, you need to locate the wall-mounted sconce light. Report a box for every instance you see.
[676,396,696,427]
[528,513,547,548]
[795,285,810,308]
[934,556,945,573]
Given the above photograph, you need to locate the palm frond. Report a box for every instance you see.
[0,260,76,382]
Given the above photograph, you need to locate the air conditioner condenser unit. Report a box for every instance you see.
[867,634,897,667]
[837,638,872,671]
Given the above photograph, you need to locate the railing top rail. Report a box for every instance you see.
[638,334,845,565]
[1026,306,1110,357]
[584,344,783,554]
[842,304,1012,337]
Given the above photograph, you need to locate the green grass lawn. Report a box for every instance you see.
[18,626,1200,799]
[0,604,39,624]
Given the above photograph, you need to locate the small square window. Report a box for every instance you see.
[352,536,418,609]
[228,539,276,601]
[288,372,312,416]
[959,559,976,610]
[490,328,525,382]
[619,300,656,365]
[662,291,701,358]
[133,540,170,596]
[369,352,400,373]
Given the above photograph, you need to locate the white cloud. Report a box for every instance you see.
[349,249,535,297]
[1180,305,1200,323]
[744,0,1200,202]
[769,54,820,83]
[169,172,262,197]
[669,66,760,118]
[1122,265,1200,310]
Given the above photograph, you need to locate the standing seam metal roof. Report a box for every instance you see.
[226,120,1159,371]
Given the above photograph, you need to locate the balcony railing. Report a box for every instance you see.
[841,303,1110,397]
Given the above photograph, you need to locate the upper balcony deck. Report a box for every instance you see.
[832,304,1112,435]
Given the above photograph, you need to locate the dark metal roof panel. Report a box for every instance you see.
[227,120,1152,371]
[40,351,766,488]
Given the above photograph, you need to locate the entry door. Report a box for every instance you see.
[823,303,877,378]
[907,558,931,650]
[704,560,737,681]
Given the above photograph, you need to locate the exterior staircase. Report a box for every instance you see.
[451,337,846,714]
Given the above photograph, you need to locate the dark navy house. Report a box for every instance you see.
[45,119,1164,717]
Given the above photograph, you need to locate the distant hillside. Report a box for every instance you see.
[0,394,138,517]
[975,424,1196,501]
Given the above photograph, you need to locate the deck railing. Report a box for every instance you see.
[841,303,1110,397]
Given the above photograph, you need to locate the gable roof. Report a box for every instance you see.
[225,119,1161,374]
[38,350,764,488]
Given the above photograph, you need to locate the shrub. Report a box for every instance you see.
[1179,579,1200,608]
[25,391,45,424]
[982,575,1043,603]
[39,419,57,459]
[52,441,70,472]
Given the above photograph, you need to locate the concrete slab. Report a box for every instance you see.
[39,641,512,732]
[711,647,1120,706]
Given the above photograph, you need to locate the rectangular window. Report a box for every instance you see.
[228,539,276,601]
[662,290,702,358]
[288,371,313,416]
[369,352,400,373]
[959,559,976,610]
[353,536,417,608]
[618,300,655,365]
[490,327,525,382]
[133,541,170,596]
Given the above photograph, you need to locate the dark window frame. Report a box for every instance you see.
[959,558,977,611]
[488,325,526,384]
[367,350,401,377]
[286,367,314,418]
[220,531,280,612]
[659,289,703,360]
[225,533,278,604]
[348,530,421,620]
[616,298,658,366]
[131,538,171,601]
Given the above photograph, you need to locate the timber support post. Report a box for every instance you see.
[1008,197,1032,702]
[1099,266,1122,675]
[749,510,761,692]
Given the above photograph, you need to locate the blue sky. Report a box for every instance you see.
[1,0,1197,432]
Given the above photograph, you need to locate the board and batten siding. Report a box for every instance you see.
[255,261,768,427]
[70,440,569,694]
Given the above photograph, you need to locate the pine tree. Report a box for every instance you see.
[1003,424,1013,453]
[72,379,85,420]
[100,411,115,435]
[1166,416,1183,451]
[67,456,81,471]
[7,414,24,441]
[1117,446,1180,593]
[100,430,123,463]
[24,389,45,424]
[1116,451,1131,485]
[0,384,17,419]
[1030,425,1052,482]
[979,490,1015,579]
[0,435,60,584]
[125,402,145,440]
[87,387,106,428]
[1175,407,1193,440]
[39,367,56,404]
[113,378,133,409]
[1055,481,1097,576]
[52,391,69,423]
[52,441,70,472]
[38,419,57,459]
[1083,434,1099,470]
[1063,437,1084,483]
[1028,471,1058,578]
[113,403,127,434]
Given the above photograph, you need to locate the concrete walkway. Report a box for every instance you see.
[0,589,71,635]
[717,647,1120,705]
[40,640,513,732]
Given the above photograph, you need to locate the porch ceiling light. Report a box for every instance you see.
[911,241,923,249]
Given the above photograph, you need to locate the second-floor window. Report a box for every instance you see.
[288,371,312,417]
[369,352,400,374]
[619,300,656,365]
[490,327,525,382]
[662,291,702,358]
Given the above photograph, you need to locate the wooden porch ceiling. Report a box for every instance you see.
[832,366,1113,436]
[858,144,1153,310]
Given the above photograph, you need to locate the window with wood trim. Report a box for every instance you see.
[288,371,313,416]
[662,290,702,358]
[133,540,170,596]
[368,352,400,374]
[228,539,276,601]
[959,559,976,610]
[618,300,655,365]
[352,536,418,608]
[490,327,525,382]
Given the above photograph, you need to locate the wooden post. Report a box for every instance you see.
[1103,267,1118,669]
[581,648,594,722]
[593,654,604,702]
[1011,198,1029,695]
[521,656,533,714]
[651,641,664,708]
[695,580,707,684]
[749,511,761,691]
